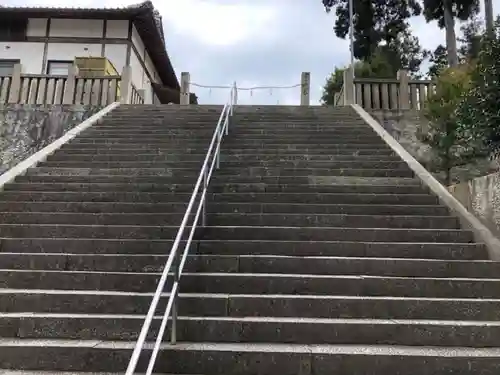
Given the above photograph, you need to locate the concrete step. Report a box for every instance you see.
[87,129,217,136]
[211,192,439,205]
[224,136,387,143]
[0,191,438,205]
[0,238,486,259]
[222,141,390,148]
[39,161,206,169]
[56,147,211,155]
[39,160,408,170]
[209,182,427,194]
[0,270,498,297]
[0,339,499,373]
[56,147,395,156]
[0,224,182,239]
[25,166,413,178]
[0,289,497,320]
[0,212,458,229]
[0,201,447,216]
[206,213,459,229]
[215,167,413,178]
[197,240,488,259]
[0,191,197,203]
[4,182,199,193]
[0,253,498,278]
[69,138,212,145]
[0,253,231,273]
[81,133,383,142]
[2,314,500,348]
[218,160,409,169]
[207,203,447,215]
[61,142,389,150]
[201,226,474,243]
[46,153,404,163]
[47,154,207,162]
[25,167,207,178]
[11,175,423,191]
[0,212,190,226]
[88,127,375,135]
[0,201,190,213]
[221,153,402,161]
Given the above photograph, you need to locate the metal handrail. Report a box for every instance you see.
[125,84,237,375]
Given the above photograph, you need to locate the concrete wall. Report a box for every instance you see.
[449,172,500,238]
[0,104,100,174]
[370,109,497,184]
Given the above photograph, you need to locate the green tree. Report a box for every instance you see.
[420,65,473,184]
[321,51,397,105]
[422,0,479,67]
[427,16,484,77]
[456,21,500,157]
[458,15,484,61]
[428,44,449,77]
[321,67,345,105]
[321,0,427,75]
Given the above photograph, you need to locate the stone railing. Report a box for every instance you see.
[0,63,147,106]
[339,67,436,111]
[130,83,145,104]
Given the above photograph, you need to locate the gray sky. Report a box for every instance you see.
[5,0,499,105]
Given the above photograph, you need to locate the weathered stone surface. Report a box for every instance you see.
[449,172,500,239]
[370,109,498,184]
[0,104,101,174]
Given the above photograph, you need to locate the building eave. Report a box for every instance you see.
[0,1,179,90]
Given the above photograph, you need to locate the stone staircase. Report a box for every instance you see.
[0,104,500,374]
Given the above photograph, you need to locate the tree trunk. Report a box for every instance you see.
[443,0,459,67]
[484,0,495,38]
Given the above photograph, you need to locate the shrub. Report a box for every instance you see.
[456,32,500,157]
[420,64,473,184]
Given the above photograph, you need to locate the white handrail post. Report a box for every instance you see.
[216,123,222,169]
[202,168,208,227]
[170,277,178,345]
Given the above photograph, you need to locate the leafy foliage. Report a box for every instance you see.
[422,0,479,28]
[321,0,426,75]
[420,65,473,184]
[428,44,449,77]
[427,16,484,77]
[456,23,500,158]
[321,67,345,105]
[458,15,484,62]
[422,0,479,67]
[321,50,400,105]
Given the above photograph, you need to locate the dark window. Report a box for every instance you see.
[0,19,28,41]
[47,60,72,76]
[0,60,19,76]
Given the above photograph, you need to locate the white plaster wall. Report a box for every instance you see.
[131,26,145,56]
[144,52,159,83]
[129,51,145,89]
[132,25,160,84]
[106,20,129,39]
[50,19,104,38]
[0,42,44,73]
[27,18,47,37]
[104,44,127,75]
[46,43,101,63]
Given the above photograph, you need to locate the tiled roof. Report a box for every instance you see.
[0,1,178,89]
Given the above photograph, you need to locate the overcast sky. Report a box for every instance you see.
[5,0,499,105]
